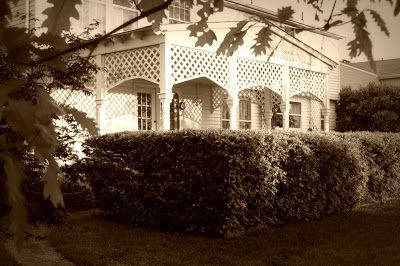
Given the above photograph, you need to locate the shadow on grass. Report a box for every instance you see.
[49,199,400,265]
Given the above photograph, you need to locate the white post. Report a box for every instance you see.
[228,53,238,130]
[323,71,330,132]
[264,89,273,130]
[321,107,330,132]
[282,65,290,130]
[226,96,238,130]
[95,55,107,135]
[159,43,173,131]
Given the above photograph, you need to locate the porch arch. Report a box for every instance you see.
[170,45,230,89]
[103,46,161,90]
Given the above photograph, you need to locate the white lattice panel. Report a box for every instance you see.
[310,98,322,131]
[237,58,284,95]
[211,86,229,111]
[289,67,325,101]
[104,46,160,89]
[180,99,202,124]
[170,46,230,88]
[105,91,137,120]
[271,91,282,106]
[238,87,265,106]
[51,90,96,119]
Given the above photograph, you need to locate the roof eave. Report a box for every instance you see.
[225,0,344,40]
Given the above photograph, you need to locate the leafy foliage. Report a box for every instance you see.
[336,83,400,132]
[79,130,400,235]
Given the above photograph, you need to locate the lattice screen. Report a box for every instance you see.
[271,91,282,106]
[180,99,202,124]
[309,98,322,131]
[237,57,284,95]
[238,87,265,106]
[170,45,230,88]
[104,46,160,89]
[289,67,325,101]
[211,86,229,111]
[51,90,96,119]
[105,91,137,120]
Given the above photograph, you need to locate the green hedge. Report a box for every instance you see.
[337,83,400,132]
[79,130,400,235]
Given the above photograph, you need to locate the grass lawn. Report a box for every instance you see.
[49,199,400,265]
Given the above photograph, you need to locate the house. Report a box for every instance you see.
[341,58,400,88]
[8,0,343,133]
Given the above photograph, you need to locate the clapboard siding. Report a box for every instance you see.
[328,66,341,101]
[340,63,378,89]
[251,103,262,130]
[8,0,26,28]
[329,100,337,131]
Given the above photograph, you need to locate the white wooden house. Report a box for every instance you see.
[9,0,342,133]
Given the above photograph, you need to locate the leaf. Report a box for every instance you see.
[42,157,64,208]
[251,26,273,56]
[195,29,217,47]
[216,21,249,56]
[64,106,99,136]
[0,79,26,107]
[138,0,167,32]
[277,6,295,24]
[341,6,358,17]
[395,0,400,16]
[1,151,28,250]
[367,9,389,36]
[41,0,82,36]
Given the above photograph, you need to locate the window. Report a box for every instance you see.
[112,0,138,32]
[239,99,251,129]
[221,99,230,129]
[82,0,106,33]
[80,0,139,34]
[272,102,301,129]
[169,0,190,23]
[137,93,152,131]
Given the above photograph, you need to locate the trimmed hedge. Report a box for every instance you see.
[79,130,400,235]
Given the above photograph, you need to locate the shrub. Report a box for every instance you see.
[80,130,400,235]
[337,83,400,132]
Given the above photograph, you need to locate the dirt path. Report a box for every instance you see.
[4,224,75,266]
[2,211,95,266]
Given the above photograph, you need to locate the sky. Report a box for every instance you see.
[241,0,400,62]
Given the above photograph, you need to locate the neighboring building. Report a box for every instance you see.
[8,0,343,132]
[341,58,400,88]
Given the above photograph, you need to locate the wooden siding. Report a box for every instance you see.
[251,103,262,130]
[8,0,26,28]
[340,63,378,89]
[328,66,341,101]
[176,83,221,129]
[329,100,337,131]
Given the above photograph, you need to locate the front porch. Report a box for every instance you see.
[51,26,336,134]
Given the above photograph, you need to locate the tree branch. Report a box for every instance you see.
[29,0,174,66]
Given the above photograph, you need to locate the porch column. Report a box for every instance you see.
[264,89,273,130]
[281,65,290,130]
[280,103,291,130]
[159,43,173,131]
[95,54,107,135]
[322,70,330,132]
[226,96,238,130]
[158,92,173,131]
[321,107,330,132]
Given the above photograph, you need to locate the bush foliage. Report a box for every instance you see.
[80,130,400,235]
[337,83,400,132]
